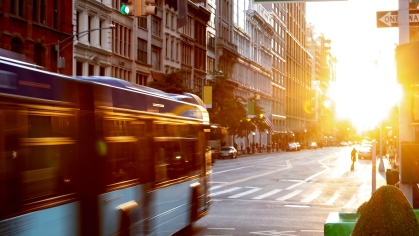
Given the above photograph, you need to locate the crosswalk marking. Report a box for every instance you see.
[252,189,282,200]
[343,195,357,209]
[228,187,262,198]
[301,190,322,203]
[325,192,340,205]
[209,185,223,191]
[276,190,303,201]
[209,187,241,197]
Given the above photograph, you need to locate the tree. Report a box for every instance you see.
[147,70,194,94]
[208,73,244,130]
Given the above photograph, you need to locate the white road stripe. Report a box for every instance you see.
[286,161,330,190]
[276,190,303,201]
[228,187,262,198]
[343,195,357,209]
[209,187,242,197]
[325,192,340,205]
[252,189,282,200]
[209,185,223,191]
[301,190,322,203]
[212,166,253,175]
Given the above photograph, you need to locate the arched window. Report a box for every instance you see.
[11,37,23,54]
[34,43,45,67]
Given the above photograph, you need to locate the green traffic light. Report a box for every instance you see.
[120,5,131,15]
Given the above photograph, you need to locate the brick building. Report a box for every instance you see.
[0,0,73,75]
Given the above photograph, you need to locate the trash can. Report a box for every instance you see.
[386,169,400,185]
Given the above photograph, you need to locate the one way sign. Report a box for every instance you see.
[377,10,419,28]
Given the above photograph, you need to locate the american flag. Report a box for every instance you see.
[264,117,274,133]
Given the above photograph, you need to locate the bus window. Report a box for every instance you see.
[0,107,76,217]
[20,113,76,202]
[104,118,151,186]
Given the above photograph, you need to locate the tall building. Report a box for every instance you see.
[230,1,273,147]
[285,3,312,145]
[74,0,113,77]
[0,0,73,75]
[263,3,288,148]
[72,0,211,88]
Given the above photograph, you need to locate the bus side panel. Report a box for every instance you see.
[97,185,147,236]
[0,202,80,236]
[151,180,197,236]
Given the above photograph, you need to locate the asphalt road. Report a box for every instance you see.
[185,146,388,236]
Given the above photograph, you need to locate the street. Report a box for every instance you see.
[188,146,387,236]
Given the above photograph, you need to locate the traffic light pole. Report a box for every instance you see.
[56,24,115,73]
[398,0,414,205]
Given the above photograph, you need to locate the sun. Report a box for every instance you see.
[332,56,402,133]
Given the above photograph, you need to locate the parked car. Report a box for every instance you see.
[210,146,221,160]
[309,142,318,149]
[286,142,298,152]
[358,144,372,159]
[295,142,301,151]
[220,146,237,159]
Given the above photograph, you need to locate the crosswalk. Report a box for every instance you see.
[208,184,375,209]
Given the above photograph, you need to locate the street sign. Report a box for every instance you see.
[253,0,346,2]
[376,10,419,28]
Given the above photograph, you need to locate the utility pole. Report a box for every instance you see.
[56,25,115,74]
[398,0,414,205]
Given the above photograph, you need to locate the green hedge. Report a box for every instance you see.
[352,185,419,236]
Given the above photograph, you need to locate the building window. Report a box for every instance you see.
[138,17,147,29]
[99,20,104,47]
[151,16,161,37]
[31,0,45,23]
[207,32,215,52]
[10,0,24,17]
[34,44,45,67]
[76,61,83,76]
[11,37,23,54]
[53,0,58,29]
[137,38,147,63]
[88,16,91,44]
[100,67,105,76]
[151,46,161,71]
[207,57,214,73]
[136,73,148,85]
[88,64,94,76]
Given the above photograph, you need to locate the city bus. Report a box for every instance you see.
[0,57,212,235]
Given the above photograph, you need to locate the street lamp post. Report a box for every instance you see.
[200,71,223,108]
[56,24,115,73]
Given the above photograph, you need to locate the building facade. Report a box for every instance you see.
[0,0,73,75]
[284,3,312,145]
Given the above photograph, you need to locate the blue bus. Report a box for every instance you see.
[0,57,212,235]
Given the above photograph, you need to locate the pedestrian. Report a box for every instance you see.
[351,147,358,171]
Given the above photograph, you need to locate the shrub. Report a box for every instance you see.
[352,185,419,236]
[356,201,368,215]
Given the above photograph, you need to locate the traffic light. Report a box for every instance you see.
[120,0,135,15]
[140,0,157,16]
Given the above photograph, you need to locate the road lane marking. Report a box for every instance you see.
[209,185,223,191]
[212,166,254,174]
[276,190,303,201]
[216,160,292,189]
[252,189,282,200]
[284,204,310,208]
[209,187,241,197]
[228,187,262,198]
[301,190,322,203]
[325,192,340,205]
[207,228,235,230]
[343,195,357,209]
[286,160,330,190]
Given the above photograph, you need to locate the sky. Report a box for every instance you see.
[306,0,402,132]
